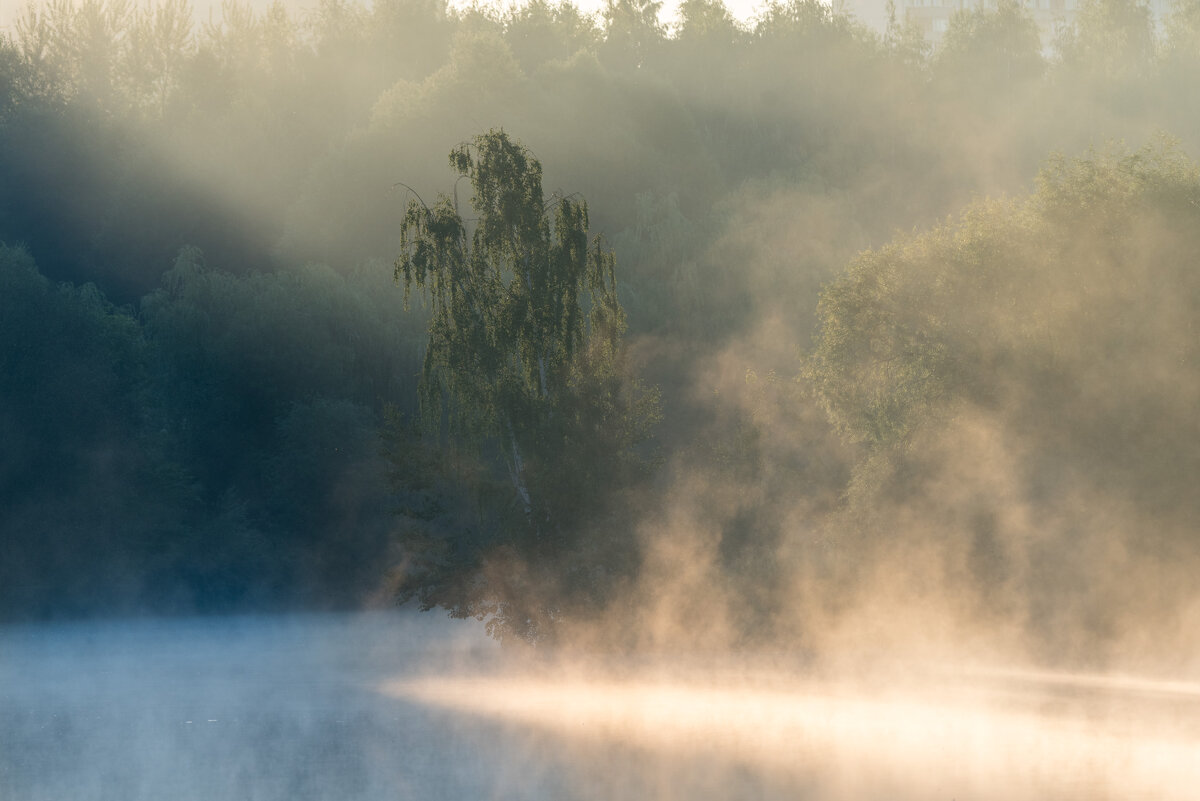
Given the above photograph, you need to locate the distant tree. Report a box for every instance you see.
[883,0,930,71]
[1165,0,1200,56]
[808,139,1200,500]
[1159,0,1200,127]
[365,0,455,83]
[504,0,599,74]
[599,0,665,69]
[15,0,139,112]
[1056,0,1155,81]
[393,130,659,642]
[0,35,42,119]
[126,0,193,117]
[805,141,1200,657]
[671,0,745,92]
[934,0,1044,100]
[676,0,741,42]
[753,0,858,40]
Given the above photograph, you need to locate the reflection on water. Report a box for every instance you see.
[3,612,1198,800]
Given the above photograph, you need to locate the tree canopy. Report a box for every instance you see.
[392,130,659,642]
[805,142,1200,658]
[5,0,1200,660]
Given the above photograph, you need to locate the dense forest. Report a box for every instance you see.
[2,0,1199,664]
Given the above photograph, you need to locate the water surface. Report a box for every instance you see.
[3,612,1197,800]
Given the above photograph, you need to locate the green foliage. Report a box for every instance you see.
[0,241,422,621]
[935,0,1044,99]
[394,131,659,641]
[802,142,1200,657]
[599,0,665,69]
[1165,0,1200,57]
[0,244,193,616]
[503,0,598,74]
[0,244,148,468]
[6,0,1200,650]
[1056,0,1155,80]
[676,0,742,42]
[142,248,423,488]
[0,34,46,119]
[809,141,1200,531]
[883,0,929,70]
[808,197,1030,449]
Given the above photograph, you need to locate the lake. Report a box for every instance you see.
[3,611,1198,800]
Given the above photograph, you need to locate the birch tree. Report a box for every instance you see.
[393,130,657,641]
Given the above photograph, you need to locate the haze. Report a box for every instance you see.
[0,0,774,32]
[2,0,1199,797]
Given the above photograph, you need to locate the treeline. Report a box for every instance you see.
[803,144,1200,663]
[0,244,423,617]
[2,0,1199,653]
[7,0,1200,312]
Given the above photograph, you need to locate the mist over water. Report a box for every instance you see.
[4,0,1200,795]
[1,613,508,801]
[4,612,1199,801]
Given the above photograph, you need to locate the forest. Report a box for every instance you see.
[2,0,1199,665]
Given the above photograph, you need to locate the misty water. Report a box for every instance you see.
[4,611,1199,801]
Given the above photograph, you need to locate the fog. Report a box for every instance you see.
[0,0,772,33]
[1,613,511,801]
[4,612,1199,800]
[3,0,1200,795]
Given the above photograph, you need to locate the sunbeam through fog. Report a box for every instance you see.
[4,0,1200,797]
[7,612,1199,801]
[389,667,1200,800]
